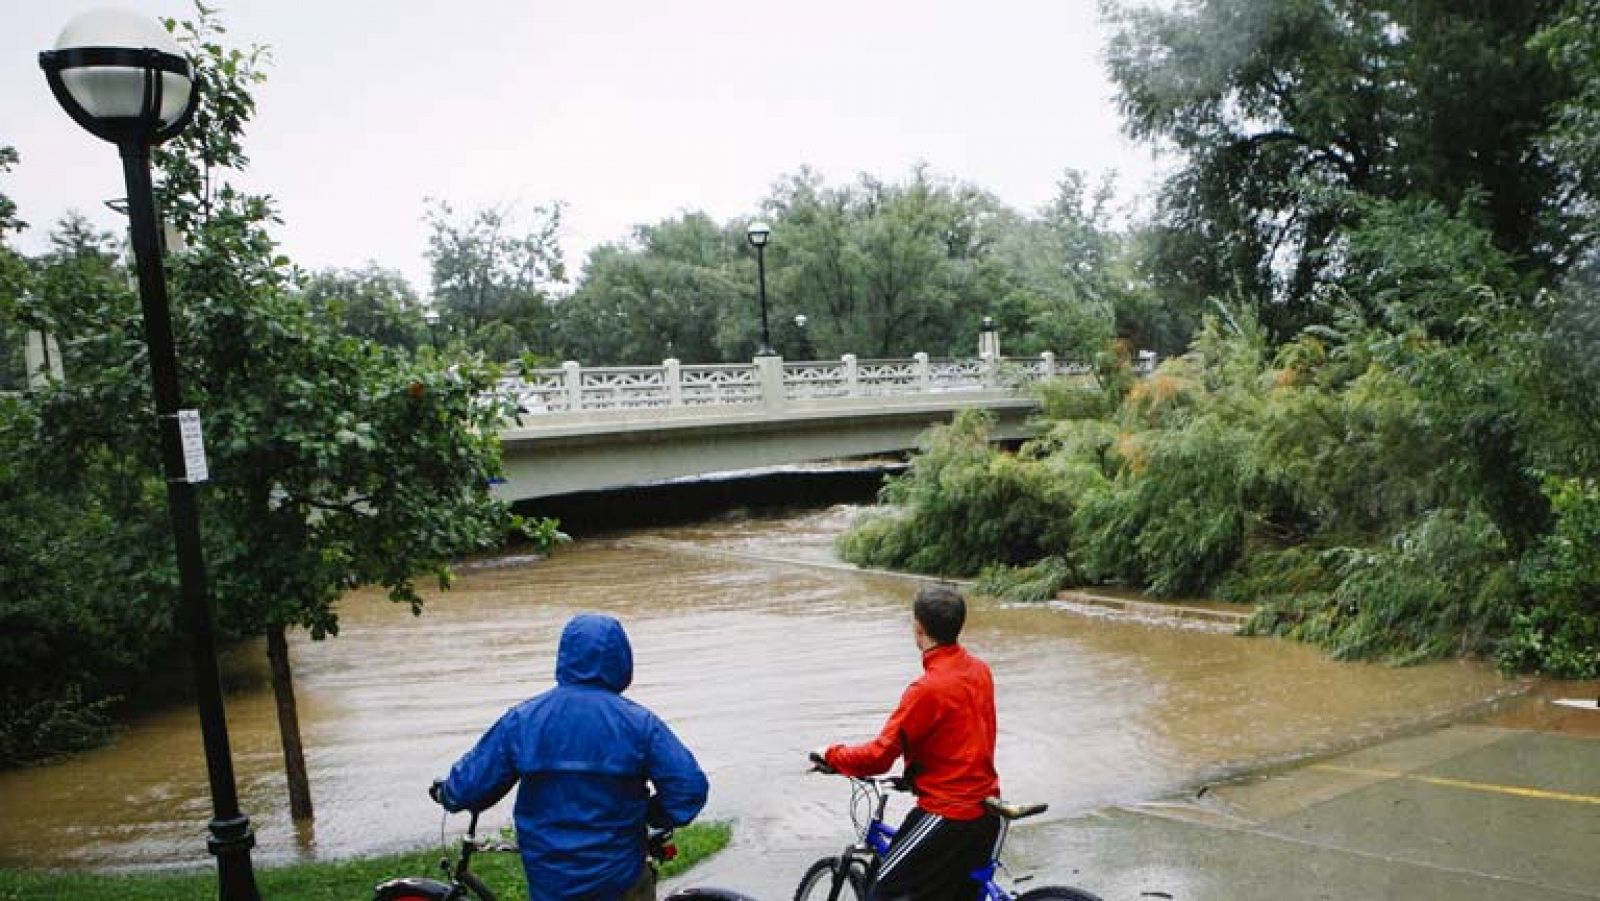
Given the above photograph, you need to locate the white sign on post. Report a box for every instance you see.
[177,409,209,484]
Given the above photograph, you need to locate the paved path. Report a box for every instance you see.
[668,705,1600,900]
[1022,718,1600,900]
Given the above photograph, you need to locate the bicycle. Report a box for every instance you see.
[795,754,1101,901]
[373,808,688,901]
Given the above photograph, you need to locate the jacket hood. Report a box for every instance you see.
[555,614,634,692]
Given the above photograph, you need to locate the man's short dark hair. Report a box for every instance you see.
[914,584,966,645]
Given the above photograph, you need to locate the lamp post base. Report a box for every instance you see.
[209,816,259,900]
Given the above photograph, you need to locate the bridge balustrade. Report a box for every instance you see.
[496,351,1107,424]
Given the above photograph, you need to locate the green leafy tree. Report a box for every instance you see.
[301,263,428,350]
[554,213,746,364]
[0,208,178,766]
[554,166,1140,366]
[5,7,558,799]
[1538,1,1600,256]
[1105,0,1573,335]
[764,166,1015,358]
[155,9,558,819]
[425,199,565,358]
[991,170,1156,357]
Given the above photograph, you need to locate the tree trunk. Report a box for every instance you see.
[266,624,314,821]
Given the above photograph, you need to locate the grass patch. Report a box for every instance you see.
[0,821,732,901]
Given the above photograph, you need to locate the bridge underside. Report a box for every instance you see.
[494,395,1040,501]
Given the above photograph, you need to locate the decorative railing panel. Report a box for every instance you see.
[928,357,985,391]
[782,361,850,399]
[579,366,669,410]
[856,359,920,395]
[680,364,761,407]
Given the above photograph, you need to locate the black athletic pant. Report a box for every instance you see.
[868,807,1001,901]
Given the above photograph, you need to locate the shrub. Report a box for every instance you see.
[976,556,1078,603]
[836,411,1074,575]
[0,686,117,768]
[1499,477,1600,677]
[1251,509,1519,664]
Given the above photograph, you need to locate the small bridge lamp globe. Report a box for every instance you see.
[425,308,442,349]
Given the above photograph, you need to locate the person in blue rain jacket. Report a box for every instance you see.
[433,613,709,900]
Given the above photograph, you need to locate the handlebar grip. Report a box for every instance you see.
[428,779,447,806]
[809,751,837,774]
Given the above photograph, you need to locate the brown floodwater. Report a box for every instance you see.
[0,507,1527,896]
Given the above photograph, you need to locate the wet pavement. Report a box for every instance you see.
[879,713,1600,900]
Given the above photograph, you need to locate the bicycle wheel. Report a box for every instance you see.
[1016,885,1103,901]
[794,856,868,901]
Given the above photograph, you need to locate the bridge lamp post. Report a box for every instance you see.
[793,313,813,360]
[424,308,441,350]
[746,221,774,356]
[980,315,999,359]
[39,11,262,901]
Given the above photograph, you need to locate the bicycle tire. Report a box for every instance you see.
[794,856,868,901]
[459,869,497,901]
[1016,885,1104,901]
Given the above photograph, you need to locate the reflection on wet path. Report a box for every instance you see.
[0,507,1521,896]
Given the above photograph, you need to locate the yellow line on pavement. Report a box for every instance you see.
[1311,764,1600,806]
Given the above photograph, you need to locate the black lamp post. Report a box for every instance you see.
[746,220,773,356]
[40,11,261,901]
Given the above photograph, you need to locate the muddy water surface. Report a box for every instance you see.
[0,508,1521,896]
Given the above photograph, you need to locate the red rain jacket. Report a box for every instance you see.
[825,643,1000,820]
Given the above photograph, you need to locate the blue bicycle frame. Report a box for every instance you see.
[845,776,1019,901]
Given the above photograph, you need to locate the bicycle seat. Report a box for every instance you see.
[983,797,1048,820]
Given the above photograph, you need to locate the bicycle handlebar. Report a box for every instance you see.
[808,753,913,792]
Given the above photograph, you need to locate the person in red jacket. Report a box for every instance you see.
[819,584,1000,901]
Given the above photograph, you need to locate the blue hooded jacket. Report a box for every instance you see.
[441,614,709,900]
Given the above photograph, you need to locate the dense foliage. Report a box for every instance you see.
[300,263,431,351]
[416,166,1168,366]
[424,199,566,361]
[843,3,1600,677]
[846,236,1597,675]
[1106,0,1575,338]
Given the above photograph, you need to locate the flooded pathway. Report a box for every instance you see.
[0,508,1521,896]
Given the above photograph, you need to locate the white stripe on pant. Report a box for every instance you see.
[877,811,943,880]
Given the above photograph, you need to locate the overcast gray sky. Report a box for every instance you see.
[4,0,1161,294]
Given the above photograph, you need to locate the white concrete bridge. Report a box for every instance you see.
[492,351,1095,501]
